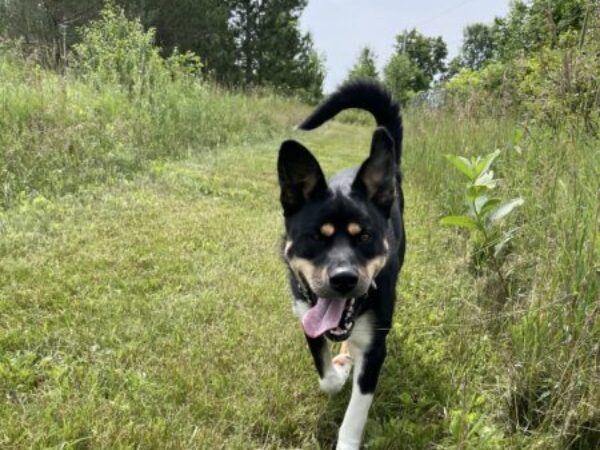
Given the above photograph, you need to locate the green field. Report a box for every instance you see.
[1,56,599,448]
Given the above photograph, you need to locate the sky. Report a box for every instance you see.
[300,0,511,92]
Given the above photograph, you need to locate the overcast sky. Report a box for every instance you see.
[300,0,511,92]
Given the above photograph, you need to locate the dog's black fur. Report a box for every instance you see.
[277,80,405,448]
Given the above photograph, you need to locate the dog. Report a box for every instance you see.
[277,79,405,449]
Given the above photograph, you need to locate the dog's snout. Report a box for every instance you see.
[329,267,359,294]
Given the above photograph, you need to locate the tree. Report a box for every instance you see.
[394,28,448,83]
[345,46,379,82]
[229,0,324,100]
[383,53,424,105]
[383,28,447,103]
[0,0,324,98]
[460,23,495,70]
[444,56,463,80]
[491,0,587,61]
[289,35,326,103]
[119,0,236,84]
[0,0,103,67]
[121,0,324,95]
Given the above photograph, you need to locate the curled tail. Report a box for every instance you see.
[298,79,403,164]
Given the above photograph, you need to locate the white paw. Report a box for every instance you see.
[319,354,353,395]
[319,370,346,394]
[332,353,353,377]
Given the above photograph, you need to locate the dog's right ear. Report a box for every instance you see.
[278,140,327,216]
[352,127,396,215]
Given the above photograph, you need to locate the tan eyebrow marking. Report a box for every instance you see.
[347,223,362,236]
[320,223,335,237]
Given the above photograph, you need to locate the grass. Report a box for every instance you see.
[1,55,599,448]
[0,52,308,209]
[0,120,482,449]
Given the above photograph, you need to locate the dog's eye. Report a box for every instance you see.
[311,233,324,241]
[359,232,372,242]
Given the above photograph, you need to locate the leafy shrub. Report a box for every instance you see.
[445,27,600,132]
[444,61,511,116]
[71,3,201,95]
[510,30,600,132]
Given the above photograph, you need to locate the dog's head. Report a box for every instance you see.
[278,127,396,339]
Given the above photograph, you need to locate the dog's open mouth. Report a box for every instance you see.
[302,297,356,341]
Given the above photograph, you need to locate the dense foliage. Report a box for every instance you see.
[455,23,496,71]
[0,0,324,101]
[337,0,599,125]
[383,29,448,105]
[446,0,600,131]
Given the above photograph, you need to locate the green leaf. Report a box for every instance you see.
[474,170,498,190]
[487,198,524,225]
[466,184,491,202]
[474,149,501,176]
[479,197,501,216]
[445,154,476,180]
[440,215,479,230]
[474,195,489,215]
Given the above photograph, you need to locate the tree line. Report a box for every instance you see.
[344,0,597,112]
[0,0,324,102]
[1,0,597,114]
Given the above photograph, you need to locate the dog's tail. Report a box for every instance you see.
[298,79,402,164]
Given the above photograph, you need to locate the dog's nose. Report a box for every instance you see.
[329,267,358,294]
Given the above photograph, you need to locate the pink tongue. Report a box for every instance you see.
[302,298,346,338]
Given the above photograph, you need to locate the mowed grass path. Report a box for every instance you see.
[1,121,500,449]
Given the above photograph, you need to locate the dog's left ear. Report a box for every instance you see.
[278,139,327,216]
[352,127,396,214]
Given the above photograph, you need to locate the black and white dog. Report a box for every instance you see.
[277,80,405,449]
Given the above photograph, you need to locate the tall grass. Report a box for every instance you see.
[402,105,600,448]
[0,49,306,209]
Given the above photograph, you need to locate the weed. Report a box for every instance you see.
[440,150,523,297]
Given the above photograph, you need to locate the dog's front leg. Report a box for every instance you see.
[305,334,352,394]
[336,334,387,450]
